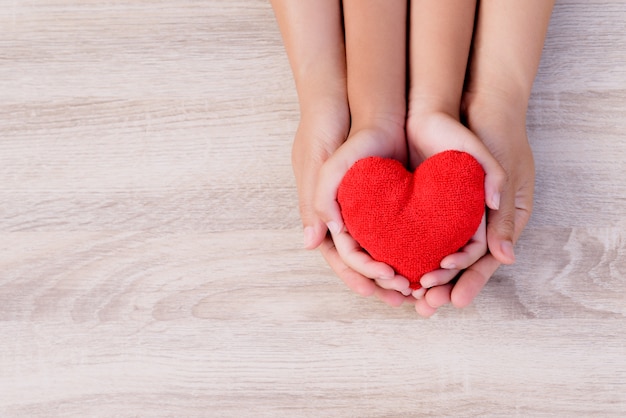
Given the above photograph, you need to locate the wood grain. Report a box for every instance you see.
[1,0,625,416]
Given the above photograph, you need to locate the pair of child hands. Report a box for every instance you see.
[301,107,513,316]
[337,150,485,293]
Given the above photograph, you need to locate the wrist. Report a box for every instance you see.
[461,89,529,135]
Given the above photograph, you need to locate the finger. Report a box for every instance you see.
[374,275,412,294]
[420,268,460,289]
[415,118,506,211]
[302,222,328,250]
[314,131,405,233]
[414,298,438,318]
[424,283,453,309]
[412,287,427,300]
[319,235,410,308]
[486,190,517,265]
[450,189,533,309]
[292,138,333,250]
[318,236,377,297]
[450,253,501,309]
[440,240,485,270]
[458,136,506,211]
[439,213,487,270]
[331,229,396,280]
[374,287,411,307]
[295,168,327,250]
[314,144,357,234]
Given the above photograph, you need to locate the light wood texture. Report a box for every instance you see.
[1,0,625,416]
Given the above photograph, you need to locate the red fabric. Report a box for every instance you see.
[337,150,485,289]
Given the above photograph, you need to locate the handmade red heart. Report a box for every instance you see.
[337,150,485,289]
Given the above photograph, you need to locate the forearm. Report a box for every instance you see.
[342,0,407,131]
[465,0,555,111]
[270,0,347,114]
[408,0,477,118]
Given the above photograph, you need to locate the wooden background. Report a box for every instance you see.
[1,0,625,416]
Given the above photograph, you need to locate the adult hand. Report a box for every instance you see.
[414,94,535,317]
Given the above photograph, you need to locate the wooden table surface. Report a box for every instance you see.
[1,0,625,416]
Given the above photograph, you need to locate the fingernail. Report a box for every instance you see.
[401,288,413,296]
[421,278,436,288]
[326,221,341,235]
[441,261,456,270]
[501,240,516,263]
[491,192,501,210]
[412,288,426,299]
[303,226,315,248]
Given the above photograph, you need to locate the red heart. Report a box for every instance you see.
[337,150,485,289]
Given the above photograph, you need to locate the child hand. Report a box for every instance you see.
[318,235,413,307]
[405,111,506,299]
[315,124,414,299]
[314,0,412,303]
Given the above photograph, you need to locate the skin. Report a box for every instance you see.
[316,0,508,300]
[271,0,555,314]
[315,0,413,298]
[270,0,407,306]
[269,0,347,253]
[403,0,508,316]
[415,0,555,316]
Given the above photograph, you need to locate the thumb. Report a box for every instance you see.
[314,132,406,236]
[296,173,329,249]
[314,154,348,237]
[301,211,327,250]
[293,150,330,250]
[486,187,516,265]
[458,137,506,212]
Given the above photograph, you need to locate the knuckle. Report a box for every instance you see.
[313,200,326,219]
[499,216,516,237]
[494,165,509,187]
[298,198,315,222]
[488,212,515,239]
